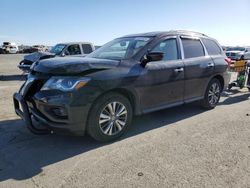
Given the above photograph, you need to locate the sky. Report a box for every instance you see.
[0,0,249,46]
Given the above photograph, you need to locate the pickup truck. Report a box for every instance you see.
[226,46,250,60]
[18,42,95,72]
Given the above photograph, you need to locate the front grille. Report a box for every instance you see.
[26,80,46,97]
[30,71,52,79]
[22,71,51,97]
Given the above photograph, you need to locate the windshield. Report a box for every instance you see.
[87,37,152,60]
[227,47,245,51]
[50,44,66,55]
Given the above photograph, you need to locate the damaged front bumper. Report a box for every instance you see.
[13,74,92,136]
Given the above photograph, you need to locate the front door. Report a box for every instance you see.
[136,37,185,112]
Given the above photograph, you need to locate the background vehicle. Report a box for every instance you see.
[0,42,19,54]
[13,30,230,142]
[226,46,250,60]
[18,42,95,72]
[20,45,49,53]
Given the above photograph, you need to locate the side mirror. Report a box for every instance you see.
[141,52,164,67]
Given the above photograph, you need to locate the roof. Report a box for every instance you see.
[57,42,93,45]
[121,30,208,38]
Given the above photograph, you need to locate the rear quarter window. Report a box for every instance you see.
[82,44,93,54]
[202,38,222,55]
[181,38,205,58]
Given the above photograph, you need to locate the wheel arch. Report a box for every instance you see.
[89,87,141,116]
[212,75,225,92]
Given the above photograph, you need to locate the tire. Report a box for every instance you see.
[87,92,133,142]
[201,78,222,109]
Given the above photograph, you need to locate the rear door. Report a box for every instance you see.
[180,36,214,101]
[201,38,227,75]
[137,37,185,111]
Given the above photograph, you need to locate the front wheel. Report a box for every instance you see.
[87,93,133,142]
[201,78,222,109]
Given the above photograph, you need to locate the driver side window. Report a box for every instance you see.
[151,39,179,61]
[66,44,81,55]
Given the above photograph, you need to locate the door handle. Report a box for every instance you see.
[174,67,184,73]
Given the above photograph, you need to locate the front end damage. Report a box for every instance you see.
[13,56,119,135]
[18,52,56,73]
[13,72,91,135]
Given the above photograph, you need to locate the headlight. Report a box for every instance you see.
[41,77,91,91]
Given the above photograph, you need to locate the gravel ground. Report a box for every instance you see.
[0,54,250,188]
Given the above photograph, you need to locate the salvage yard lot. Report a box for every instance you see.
[0,54,250,188]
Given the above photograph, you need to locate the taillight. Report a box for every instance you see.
[225,57,231,66]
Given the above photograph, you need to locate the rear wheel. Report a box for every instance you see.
[201,78,222,109]
[87,93,133,142]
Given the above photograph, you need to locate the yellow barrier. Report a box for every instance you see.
[230,60,247,72]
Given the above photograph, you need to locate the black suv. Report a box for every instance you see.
[13,31,230,142]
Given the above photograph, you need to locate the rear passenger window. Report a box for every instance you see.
[82,44,93,54]
[151,38,179,61]
[202,38,221,55]
[181,38,205,58]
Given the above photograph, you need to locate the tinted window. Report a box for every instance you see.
[67,44,81,55]
[182,38,205,58]
[82,44,93,54]
[202,38,221,55]
[151,38,179,61]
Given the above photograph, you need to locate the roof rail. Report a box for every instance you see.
[169,30,208,37]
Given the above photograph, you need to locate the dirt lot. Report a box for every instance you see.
[0,54,250,188]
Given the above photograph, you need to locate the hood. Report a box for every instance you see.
[24,51,56,62]
[33,57,120,75]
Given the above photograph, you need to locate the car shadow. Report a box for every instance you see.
[0,103,204,181]
[220,93,250,105]
[0,74,26,81]
[220,89,250,105]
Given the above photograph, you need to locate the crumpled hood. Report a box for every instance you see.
[24,51,56,62]
[33,57,120,75]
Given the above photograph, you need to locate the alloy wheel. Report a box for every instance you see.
[208,83,220,105]
[99,102,128,136]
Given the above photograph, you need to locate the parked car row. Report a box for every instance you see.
[0,43,50,54]
[19,45,49,54]
[13,30,231,142]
